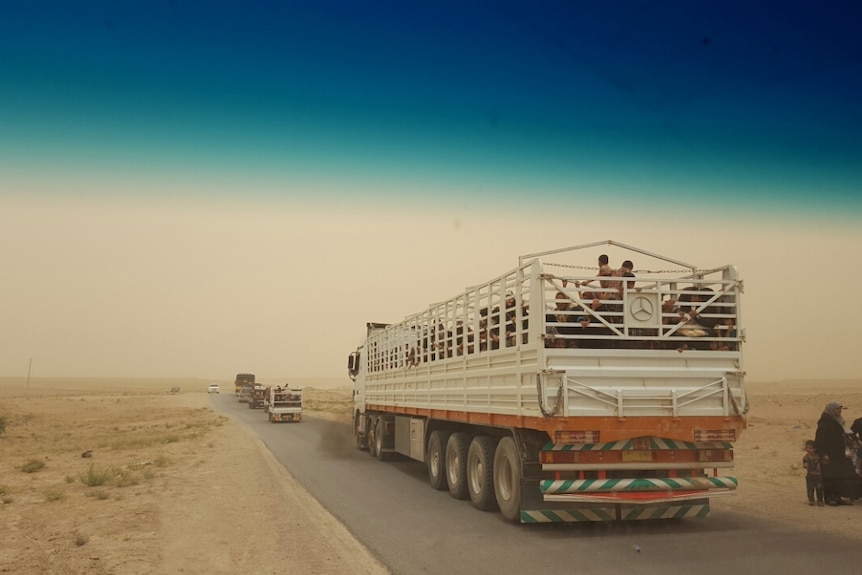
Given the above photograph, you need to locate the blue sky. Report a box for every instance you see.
[1,2,861,380]
[3,1,861,212]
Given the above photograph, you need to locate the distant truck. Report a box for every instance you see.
[234,373,255,396]
[265,386,303,423]
[248,384,267,409]
[348,240,748,524]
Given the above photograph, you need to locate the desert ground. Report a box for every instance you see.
[1,377,861,574]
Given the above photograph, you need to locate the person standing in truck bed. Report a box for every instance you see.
[576,254,612,292]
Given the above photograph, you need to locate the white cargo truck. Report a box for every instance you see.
[348,240,748,524]
[265,386,303,423]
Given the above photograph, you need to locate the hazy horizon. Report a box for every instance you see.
[2,2,860,383]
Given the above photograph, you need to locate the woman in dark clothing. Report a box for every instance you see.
[814,402,857,505]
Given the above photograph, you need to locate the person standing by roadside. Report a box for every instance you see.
[803,440,825,506]
[850,414,862,491]
[815,402,857,505]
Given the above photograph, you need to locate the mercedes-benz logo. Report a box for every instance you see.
[631,296,654,321]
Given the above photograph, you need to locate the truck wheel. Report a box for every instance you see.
[493,436,521,522]
[367,419,378,458]
[354,415,368,451]
[446,432,470,500]
[427,431,450,490]
[375,418,393,461]
[467,436,498,511]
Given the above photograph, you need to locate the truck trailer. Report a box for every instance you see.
[234,373,255,396]
[348,240,748,524]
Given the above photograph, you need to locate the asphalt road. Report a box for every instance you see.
[211,394,860,575]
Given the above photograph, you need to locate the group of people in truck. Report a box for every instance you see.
[544,285,736,351]
[383,256,737,371]
[431,289,733,362]
[543,254,736,351]
[416,292,528,362]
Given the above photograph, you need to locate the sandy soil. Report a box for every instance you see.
[0,379,385,575]
[711,379,862,534]
[1,378,861,574]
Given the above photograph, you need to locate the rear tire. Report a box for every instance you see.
[375,418,392,461]
[446,432,470,500]
[367,419,378,458]
[493,436,521,522]
[354,415,368,451]
[468,436,498,511]
[427,431,450,490]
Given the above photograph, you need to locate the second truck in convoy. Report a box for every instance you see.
[265,386,303,423]
[348,240,748,524]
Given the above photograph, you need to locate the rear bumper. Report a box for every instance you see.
[271,412,302,422]
[521,498,711,523]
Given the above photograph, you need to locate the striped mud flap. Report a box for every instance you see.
[521,499,711,523]
[541,476,738,495]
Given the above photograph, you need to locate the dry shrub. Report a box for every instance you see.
[86,489,110,500]
[44,489,65,502]
[80,464,111,487]
[80,464,140,487]
[20,459,45,473]
[73,530,89,546]
[111,467,139,487]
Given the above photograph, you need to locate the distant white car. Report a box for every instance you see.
[207,384,220,394]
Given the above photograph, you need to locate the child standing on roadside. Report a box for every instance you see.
[803,440,825,506]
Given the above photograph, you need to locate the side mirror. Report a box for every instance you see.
[347,351,361,380]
